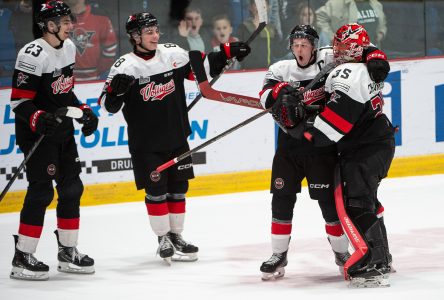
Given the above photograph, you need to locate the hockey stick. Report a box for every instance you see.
[334,164,368,280]
[0,106,84,203]
[186,0,267,112]
[152,60,338,177]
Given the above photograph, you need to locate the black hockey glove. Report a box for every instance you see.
[266,82,304,129]
[30,110,60,136]
[78,107,98,137]
[282,96,307,127]
[365,49,390,83]
[220,42,251,62]
[107,74,135,96]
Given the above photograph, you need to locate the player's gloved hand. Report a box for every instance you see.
[78,105,98,137]
[220,42,251,62]
[283,96,307,127]
[30,110,60,136]
[107,74,135,96]
[266,82,303,128]
[366,49,390,83]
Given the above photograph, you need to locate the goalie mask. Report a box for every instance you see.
[333,23,370,63]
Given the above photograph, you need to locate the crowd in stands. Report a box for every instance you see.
[0,0,443,86]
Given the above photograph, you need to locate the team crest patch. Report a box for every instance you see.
[274,178,284,189]
[47,164,56,176]
[17,72,29,87]
[150,171,161,182]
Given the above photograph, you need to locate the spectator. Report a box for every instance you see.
[210,14,240,70]
[63,0,117,81]
[9,0,34,55]
[316,0,387,47]
[169,6,211,51]
[0,0,17,84]
[236,0,284,69]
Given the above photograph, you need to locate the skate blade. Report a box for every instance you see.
[162,257,172,266]
[10,267,49,281]
[58,262,95,274]
[261,267,285,281]
[172,251,198,262]
[349,275,390,288]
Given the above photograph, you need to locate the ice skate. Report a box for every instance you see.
[54,230,95,274]
[333,251,350,275]
[348,264,390,288]
[10,235,49,281]
[157,234,175,265]
[168,232,198,262]
[260,251,288,281]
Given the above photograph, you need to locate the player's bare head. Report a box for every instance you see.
[333,23,370,63]
[36,1,75,33]
[289,25,318,66]
[126,12,160,51]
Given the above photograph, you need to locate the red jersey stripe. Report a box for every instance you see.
[11,88,36,99]
[320,106,353,134]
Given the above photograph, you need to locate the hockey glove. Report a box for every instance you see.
[366,49,390,83]
[220,42,251,62]
[283,96,307,127]
[267,82,303,129]
[107,74,135,96]
[78,105,98,137]
[30,110,60,136]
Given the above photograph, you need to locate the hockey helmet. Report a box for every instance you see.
[289,24,319,49]
[36,1,73,31]
[333,23,370,63]
[126,12,159,36]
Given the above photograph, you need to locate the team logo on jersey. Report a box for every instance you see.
[47,164,56,176]
[51,75,74,94]
[274,178,284,189]
[140,79,175,101]
[301,86,325,105]
[70,29,96,56]
[16,72,29,87]
[139,76,150,85]
[53,68,62,77]
[327,91,340,104]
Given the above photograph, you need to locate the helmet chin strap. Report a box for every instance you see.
[47,24,65,49]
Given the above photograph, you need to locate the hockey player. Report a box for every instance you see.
[258,24,390,280]
[286,23,395,287]
[99,12,250,264]
[9,1,98,280]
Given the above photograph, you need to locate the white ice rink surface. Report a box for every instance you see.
[1,174,444,300]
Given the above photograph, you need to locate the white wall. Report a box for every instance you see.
[1,57,444,191]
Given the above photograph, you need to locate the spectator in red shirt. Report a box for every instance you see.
[64,0,117,81]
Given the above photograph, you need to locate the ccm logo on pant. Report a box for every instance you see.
[309,184,330,189]
[178,163,193,170]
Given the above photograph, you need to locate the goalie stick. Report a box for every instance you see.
[334,164,368,280]
[0,106,84,203]
[152,59,338,177]
[186,0,267,112]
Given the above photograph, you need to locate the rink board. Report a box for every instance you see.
[1,56,444,212]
